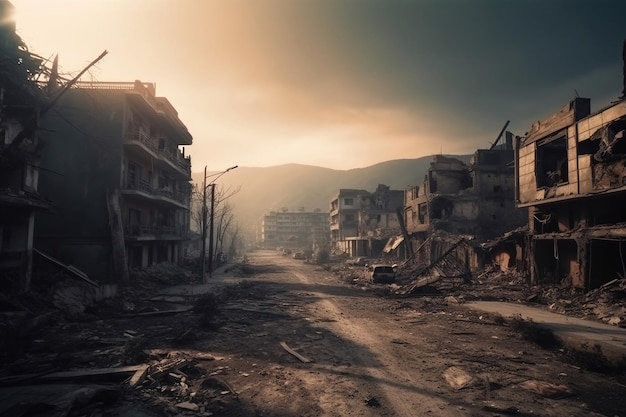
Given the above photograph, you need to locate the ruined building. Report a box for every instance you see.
[516,96,626,290]
[330,185,404,257]
[404,140,528,270]
[0,1,51,291]
[35,81,193,282]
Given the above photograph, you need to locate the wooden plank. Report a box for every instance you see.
[280,341,311,363]
[44,366,143,379]
[33,248,99,287]
[0,365,144,385]
[129,364,150,388]
[129,307,193,317]
[150,358,189,379]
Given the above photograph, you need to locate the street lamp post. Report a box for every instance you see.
[200,165,237,283]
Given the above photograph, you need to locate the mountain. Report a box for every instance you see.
[191,155,472,236]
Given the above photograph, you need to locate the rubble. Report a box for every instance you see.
[442,366,475,390]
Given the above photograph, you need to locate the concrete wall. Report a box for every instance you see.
[36,90,125,281]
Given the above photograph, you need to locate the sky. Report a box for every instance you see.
[10,0,626,171]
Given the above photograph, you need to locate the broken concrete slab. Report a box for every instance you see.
[442,366,475,390]
[518,379,575,399]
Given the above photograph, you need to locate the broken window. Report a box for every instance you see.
[536,135,568,188]
[418,203,428,223]
[589,238,626,289]
[589,197,626,225]
[430,197,453,220]
[534,239,578,285]
[586,118,626,161]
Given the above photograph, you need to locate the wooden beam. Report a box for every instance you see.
[280,341,311,363]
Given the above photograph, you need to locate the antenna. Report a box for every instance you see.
[574,89,580,98]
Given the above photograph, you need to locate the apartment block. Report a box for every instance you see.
[35,81,192,281]
[330,185,404,257]
[257,208,329,250]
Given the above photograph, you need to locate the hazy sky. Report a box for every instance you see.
[11,0,626,171]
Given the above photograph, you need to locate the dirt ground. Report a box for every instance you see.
[1,249,625,417]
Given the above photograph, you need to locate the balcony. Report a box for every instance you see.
[157,146,192,178]
[123,177,190,208]
[125,223,189,240]
[125,128,191,178]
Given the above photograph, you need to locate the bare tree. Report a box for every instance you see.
[214,200,235,262]
[190,182,241,262]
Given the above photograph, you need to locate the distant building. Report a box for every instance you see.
[257,208,329,250]
[516,97,626,290]
[404,139,528,269]
[330,185,404,257]
[36,81,193,281]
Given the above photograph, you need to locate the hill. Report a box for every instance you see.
[191,155,472,236]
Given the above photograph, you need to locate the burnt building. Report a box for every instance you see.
[516,96,626,290]
[404,140,528,270]
[0,1,51,291]
[35,81,193,282]
[330,185,404,257]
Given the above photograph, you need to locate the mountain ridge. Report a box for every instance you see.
[191,155,472,236]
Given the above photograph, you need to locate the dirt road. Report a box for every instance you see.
[195,250,624,416]
[4,249,625,416]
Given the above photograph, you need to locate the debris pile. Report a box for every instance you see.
[130,262,196,287]
[534,278,626,327]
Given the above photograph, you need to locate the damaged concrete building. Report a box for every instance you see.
[404,140,528,272]
[516,96,626,290]
[0,1,51,291]
[330,185,404,257]
[35,81,193,282]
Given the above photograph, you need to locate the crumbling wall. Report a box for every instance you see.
[593,160,626,190]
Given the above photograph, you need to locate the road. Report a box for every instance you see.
[7,249,623,417]
[199,250,624,416]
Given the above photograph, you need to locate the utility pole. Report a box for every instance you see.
[208,183,216,277]
[200,166,208,282]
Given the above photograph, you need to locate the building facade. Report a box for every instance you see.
[36,81,192,281]
[404,141,528,270]
[330,185,404,257]
[516,97,626,290]
[0,2,50,291]
[258,208,329,251]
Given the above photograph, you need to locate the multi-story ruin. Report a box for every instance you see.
[516,97,626,290]
[404,139,528,270]
[35,81,193,281]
